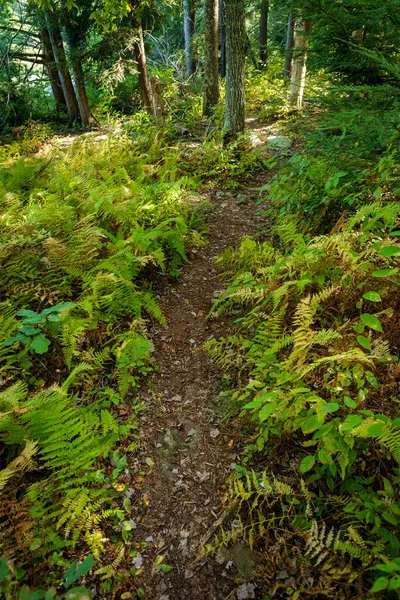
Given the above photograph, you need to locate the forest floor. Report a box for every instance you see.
[32,119,288,599]
[132,183,265,600]
[126,125,284,600]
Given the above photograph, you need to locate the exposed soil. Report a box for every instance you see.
[130,171,273,600]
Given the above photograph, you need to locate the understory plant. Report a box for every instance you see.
[205,201,400,598]
[0,129,205,594]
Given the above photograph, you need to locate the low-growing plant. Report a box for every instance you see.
[205,201,400,597]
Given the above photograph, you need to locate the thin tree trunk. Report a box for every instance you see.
[223,0,246,145]
[183,0,197,77]
[219,0,226,77]
[39,27,67,114]
[133,20,154,115]
[203,0,219,116]
[45,14,80,122]
[63,21,92,127]
[259,0,268,68]
[71,57,92,126]
[289,20,311,107]
[283,14,295,80]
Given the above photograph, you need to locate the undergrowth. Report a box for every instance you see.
[0,128,206,596]
[205,87,400,598]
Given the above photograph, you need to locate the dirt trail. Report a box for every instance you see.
[131,176,270,600]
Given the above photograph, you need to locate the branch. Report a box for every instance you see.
[11,52,46,64]
[0,25,40,39]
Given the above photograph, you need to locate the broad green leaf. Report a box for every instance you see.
[344,396,357,409]
[299,455,315,473]
[301,414,325,434]
[366,422,385,436]
[378,246,400,257]
[371,577,389,592]
[158,564,173,573]
[382,512,398,526]
[30,334,51,355]
[362,291,381,302]
[360,313,383,332]
[20,325,39,335]
[123,498,131,512]
[259,403,274,423]
[389,576,400,591]
[371,268,398,277]
[65,555,95,588]
[390,231,400,237]
[373,186,383,198]
[322,402,340,413]
[357,335,371,351]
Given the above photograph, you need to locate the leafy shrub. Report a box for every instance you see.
[0,128,205,589]
[206,202,400,597]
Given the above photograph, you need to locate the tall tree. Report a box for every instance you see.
[283,14,295,80]
[288,19,310,107]
[203,0,219,116]
[183,0,197,77]
[38,27,67,114]
[223,0,246,144]
[218,0,226,77]
[259,0,268,68]
[62,2,92,126]
[45,11,80,122]
[132,18,154,115]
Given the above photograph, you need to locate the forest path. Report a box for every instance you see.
[131,162,275,600]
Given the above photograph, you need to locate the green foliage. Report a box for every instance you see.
[0,129,205,587]
[206,201,400,596]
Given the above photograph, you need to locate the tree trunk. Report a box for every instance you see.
[223,0,246,145]
[133,20,154,115]
[71,57,92,126]
[39,27,67,114]
[288,19,310,107]
[283,14,295,80]
[219,0,226,77]
[63,23,92,126]
[183,0,197,77]
[45,14,80,122]
[259,0,268,68]
[203,0,219,116]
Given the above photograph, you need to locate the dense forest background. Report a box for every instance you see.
[1,0,400,599]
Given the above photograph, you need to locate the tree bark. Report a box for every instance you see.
[39,27,67,114]
[283,14,295,80]
[183,0,197,77]
[63,22,92,126]
[259,0,268,68]
[133,20,154,115]
[45,13,80,122]
[203,0,219,116]
[71,57,92,126]
[223,0,246,145]
[219,0,226,77]
[288,19,310,107]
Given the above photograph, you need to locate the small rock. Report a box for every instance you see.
[184,569,194,579]
[277,569,289,580]
[236,583,256,599]
[132,553,143,569]
[210,429,220,439]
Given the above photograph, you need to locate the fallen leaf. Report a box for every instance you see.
[196,470,211,483]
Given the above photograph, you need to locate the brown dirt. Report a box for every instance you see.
[129,175,271,600]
